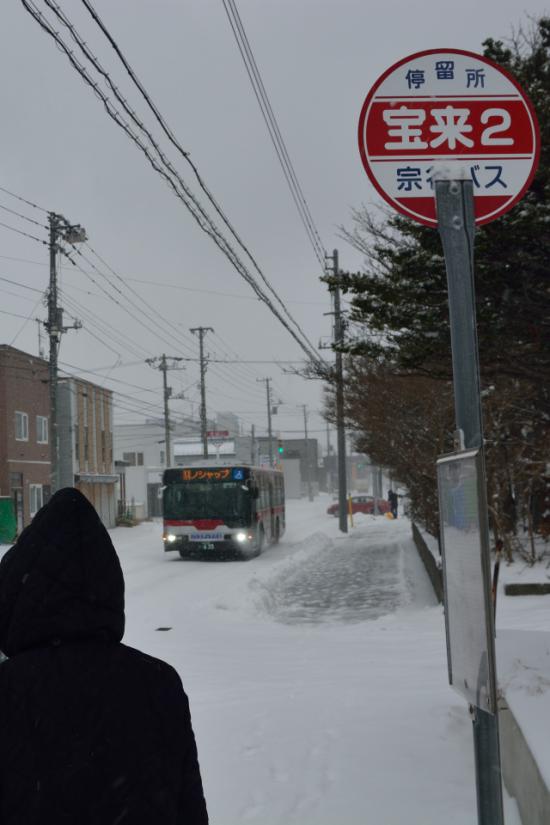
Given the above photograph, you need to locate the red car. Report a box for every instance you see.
[326,495,391,517]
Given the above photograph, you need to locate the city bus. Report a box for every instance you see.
[162,464,285,559]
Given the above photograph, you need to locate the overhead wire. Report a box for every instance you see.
[77,0,322,356]
[19,0,322,364]
[60,285,160,361]
[0,218,47,246]
[221,0,326,271]
[9,297,45,347]
[0,185,49,213]
[76,244,294,409]
[82,243,201,358]
[0,202,48,229]
[58,244,195,357]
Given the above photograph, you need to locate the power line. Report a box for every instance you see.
[0,184,49,213]
[0,275,44,294]
[221,0,326,271]
[82,243,201,359]
[60,291,153,361]
[0,218,47,246]
[20,0,322,364]
[0,307,40,321]
[77,0,321,355]
[0,201,48,229]
[124,276,327,306]
[0,254,327,306]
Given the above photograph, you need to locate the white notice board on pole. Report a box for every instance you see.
[437,448,497,713]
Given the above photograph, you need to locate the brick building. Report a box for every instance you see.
[0,346,51,531]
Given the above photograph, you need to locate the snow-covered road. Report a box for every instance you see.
[1,496,522,824]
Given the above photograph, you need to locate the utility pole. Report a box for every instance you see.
[325,249,347,533]
[251,424,256,465]
[190,327,213,458]
[301,404,314,501]
[45,212,86,493]
[257,377,274,466]
[37,318,45,359]
[325,421,332,495]
[146,355,185,467]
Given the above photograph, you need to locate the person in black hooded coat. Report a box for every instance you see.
[0,487,208,825]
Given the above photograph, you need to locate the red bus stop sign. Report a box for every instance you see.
[358,49,540,227]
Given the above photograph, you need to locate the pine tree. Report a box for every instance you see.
[329,19,550,549]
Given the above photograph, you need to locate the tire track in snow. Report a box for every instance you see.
[254,538,405,625]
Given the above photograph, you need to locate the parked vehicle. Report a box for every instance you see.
[326,495,391,517]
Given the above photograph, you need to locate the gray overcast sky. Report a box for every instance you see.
[0,0,547,443]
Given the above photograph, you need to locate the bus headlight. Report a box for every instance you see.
[235,532,248,543]
[164,534,177,543]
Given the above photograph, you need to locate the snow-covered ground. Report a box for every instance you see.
[1,496,531,823]
[421,521,550,807]
[111,497,522,825]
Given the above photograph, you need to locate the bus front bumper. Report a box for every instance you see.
[163,532,255,553]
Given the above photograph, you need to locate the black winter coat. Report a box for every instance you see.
[0,488,208,825]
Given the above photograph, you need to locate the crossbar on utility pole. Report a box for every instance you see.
[146,355,185,467]
[190,327,213,458]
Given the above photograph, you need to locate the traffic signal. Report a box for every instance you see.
[277,439,284,455]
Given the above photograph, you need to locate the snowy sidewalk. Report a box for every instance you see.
[112,504,519,824]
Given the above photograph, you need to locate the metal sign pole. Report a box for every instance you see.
[435,179,504,825]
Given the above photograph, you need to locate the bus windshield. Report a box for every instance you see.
[164,481,251,524]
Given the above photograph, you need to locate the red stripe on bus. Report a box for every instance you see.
[164,519,224,530]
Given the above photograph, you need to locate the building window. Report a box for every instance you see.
[9,472,23,491]
[29,484,43,518]
[160,450,165,465]
[15,411,29,441]
[36,415,49,444]
[122,451,144,467]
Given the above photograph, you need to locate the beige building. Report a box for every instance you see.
[58,377,118,527]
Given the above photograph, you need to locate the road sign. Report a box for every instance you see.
[358,48,540,227]
[206,430,229,439]
[437,448,496,713]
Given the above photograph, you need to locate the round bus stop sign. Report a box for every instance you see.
[358,49,540,227]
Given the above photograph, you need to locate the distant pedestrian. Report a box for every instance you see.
[0,488,208,825]
[388,488,399,519]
